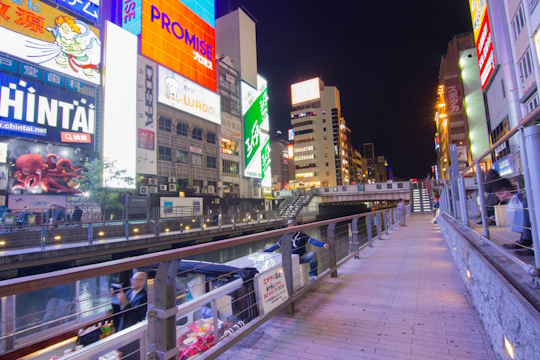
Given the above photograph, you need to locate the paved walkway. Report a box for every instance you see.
[218,214,496,360]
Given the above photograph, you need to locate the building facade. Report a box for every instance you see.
[270,132,291,190]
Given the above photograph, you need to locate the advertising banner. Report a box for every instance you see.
[122,0,142,35]
[243,84,262,178]
[469,0,495,90]
[0,0,101,85]
[141,0,216,91]
[8,194,67,211]
[136,55,157,175]
[7,140,94,194]
[0,164,7,190]
[54,0,99,22]
[0,72,96,147]
[220,112,241,139]
[158,65,220,125]
[291,78,320,106]
[241,75,268,131]
[261,132,271,187]
[446,85,462,114]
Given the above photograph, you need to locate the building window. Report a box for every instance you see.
[323,119,326,123]
[295,137,314,144]
[191,153,203,166]
[176,150,189,164]
[207,132,216,144]
[323,127,326,132]
[159,116,171,132]
[295,146,314,153]
[294,154,315,161]
[207,156,217,169]
[525,94,540,114]
[326,162,329,166]
[294,129,314,136]
[158,146,171,161]
[324,135,327,140]
[177,122,188,136]
[324,144,328,149]
[501,80,506,98]
[518,48,534,83]
[192,127,203,141]
[513,3,526,40]
[293,120,313,127]
[223,160,239,175]
[326,171,330,176]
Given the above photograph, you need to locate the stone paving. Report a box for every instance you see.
[217,214,496,360]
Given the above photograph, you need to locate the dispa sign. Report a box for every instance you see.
[0,72,95,147]
[158,65,221,125]
[136,55,157,175]
[141,0,216,91]
[0,0,101,85]
[469,0,495,90]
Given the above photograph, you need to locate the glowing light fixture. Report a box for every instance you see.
[467,269,471,278]
[165,228,170,232]
[99,232,104,236]
[504,336,514,359]
[54,236,61,240]
[134,228,139,233]
[0,241,5,246]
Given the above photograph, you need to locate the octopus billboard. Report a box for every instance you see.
[7,140,95,194]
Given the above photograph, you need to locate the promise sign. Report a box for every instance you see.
[141,0,216,91]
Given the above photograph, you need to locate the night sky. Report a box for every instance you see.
[216,1,473,180]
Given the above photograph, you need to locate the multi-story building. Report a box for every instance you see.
[290,78,348,188]
[352,149,364,184]
[345,124,354,184]
[375,156,389,183]
[436,31,490,180]
[363,143,376,183]
[270,131,291,190]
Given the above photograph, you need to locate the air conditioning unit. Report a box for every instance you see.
[169,183,177,192]
[193,186,200,194]
[202,188,208,194]
[159,184,168,191]
[148,178,158,186]
[208,185,215,193]
[139,186,149,195]
[168,177,177,183]
[149,186,158,194]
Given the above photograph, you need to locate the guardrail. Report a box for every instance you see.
[0,207,407,359]
[437,105,540,286]
[0,208,284,251]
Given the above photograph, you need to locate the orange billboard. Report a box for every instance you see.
[141,0,216,92]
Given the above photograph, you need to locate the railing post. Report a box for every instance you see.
[154,219,159,236]
[375,213,382,240]
[366,214,373,247]
[351,217,361,258]
[148,259,180,360]
[445,185,452,215]
[257,213,260,224]
[200,216,204,230]
[218,213,222,229]
[40,225,46,250]
[327,223,338,277]
[476,163,490,240]
[124,220,129,240]
[458,175,469,227]
[393,209,398,227]
[274,210,277,221]
[521,125,540,278]
[450,181,458,218]
[348,223,353,254]
[88,223,93,245]
[383,210,389,235]
[232,214,236,230]
[267,211,270,222]
[280,232,295,314]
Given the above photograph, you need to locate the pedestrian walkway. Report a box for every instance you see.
[218,214,496,360]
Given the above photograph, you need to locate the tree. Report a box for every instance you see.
[78,159,135,218]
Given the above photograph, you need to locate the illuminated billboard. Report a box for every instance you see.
[0,72,95,147]
[469,0,495,90]
[0,0,101,85]
[102,21,137,188]
[141,0,217,92]
[122,0,142,35]
[54,0,99,22]
[242,75,271,185]
[291,78,321,106]
[137,56,157,175]
[288,129,294,140]
[158,66,221,125]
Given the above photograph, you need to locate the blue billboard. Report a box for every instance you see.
[0,72,95,148]
[54,0,100,22]
[180,0,215,28]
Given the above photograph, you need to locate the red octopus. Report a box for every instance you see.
[12,154,84,194]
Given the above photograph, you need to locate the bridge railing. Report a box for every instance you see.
[0,208,404,359]
[0,207,284,251]
[437,105,540,285]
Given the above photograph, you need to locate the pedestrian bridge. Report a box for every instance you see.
[0,212,537,360]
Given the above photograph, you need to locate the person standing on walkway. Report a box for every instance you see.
[261,220,328,281]
[397,199,407,226]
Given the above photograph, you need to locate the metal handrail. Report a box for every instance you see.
[0,209,394,297]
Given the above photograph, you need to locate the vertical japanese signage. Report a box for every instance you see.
[446,85,462,114]
[0,0,101,85]
[136,55,157,175]
[469,0,495,90]
[140,0,216,91]
[242,75,271,186]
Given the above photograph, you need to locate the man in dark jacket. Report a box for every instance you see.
[71,206,83,224]
[263,220,328,281]
[117,272,147,360]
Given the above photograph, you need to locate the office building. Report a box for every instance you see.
[270,131,291,190]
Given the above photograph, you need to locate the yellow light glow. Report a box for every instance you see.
[192,219,195,223]
[134,228,139,233]
[504,336,514,359]
[453,246,456,251]
[99,232,104,236]
[0,241,5,246]
[165,228,170,232]
[203,224,207,228]
[185,226,190,230]
[54,236,61,240]
[467,269,471,278]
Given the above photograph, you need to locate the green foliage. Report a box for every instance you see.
[78,159,135,214]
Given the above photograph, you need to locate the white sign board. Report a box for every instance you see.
[0,143,7,163]
[291,78,320,106]
[158,66,221,125]
[258,266,289,314]
[136,55,157,175]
